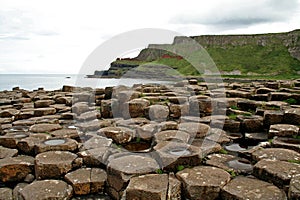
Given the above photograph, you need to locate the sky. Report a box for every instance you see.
[0,0,300,74]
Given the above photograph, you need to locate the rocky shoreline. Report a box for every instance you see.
[0,79,300,200]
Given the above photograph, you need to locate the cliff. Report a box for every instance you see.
[92,29,300,78]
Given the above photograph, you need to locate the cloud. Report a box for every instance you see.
[170,0,299,29]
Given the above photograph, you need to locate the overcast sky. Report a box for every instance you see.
[1,0,300,74]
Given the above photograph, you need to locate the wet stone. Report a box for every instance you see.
[34,138,78,154]
[253,159,300,188]
[176,166,231,200]
[0,146,18,158]
[0,187,13,200]
[252,148,300,162]
[206,154,253,174]
[29,123,62,133]
[0,155,34,182]
[125,174,168,200]
[65,168,107,195]
[20,180,73,200]
[35,150,79,179]
[191,138,222,155]
[221,176,287,200]
[289,174,300,200]
[269,124,299,137]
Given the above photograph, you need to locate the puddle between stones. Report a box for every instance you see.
[227,159,253,173]
[168,147,191,156]
[225,143,247,152]
[44,139,66,146]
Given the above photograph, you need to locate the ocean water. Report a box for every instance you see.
[0,74,168,91]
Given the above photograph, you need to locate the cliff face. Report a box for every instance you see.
[134,29,300,75]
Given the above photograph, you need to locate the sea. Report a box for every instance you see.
[0,74,168,91]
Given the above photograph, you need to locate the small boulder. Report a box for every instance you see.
[269,124,299,137]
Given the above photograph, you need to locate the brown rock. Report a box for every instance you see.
[29,123,62,133]
[34,138,78,154]
[34,99,55,108]
[284,108,300,125]
[126,98,150,118]
[253,159,300,188]
[146,105,169,122]
[176,166,231,200]
[0,155,34,182]
[0,108,20,118]
[289,174,300,200]
[221,176,286,200]
[20,180,73,200]
[252,148,300,162]
[35,151,79,179]
[178,122,210,138]
[0,146,18,158]
[269,124,299,137]
[65,167,107,195]
[34,107,56,116]
[0,187,13,200]
[126,174,168,200]
[98,127,135,144]
[154,130,190,143]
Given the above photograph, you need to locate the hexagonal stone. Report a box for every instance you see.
[126,98,150,118]
[80,135,113,150]
[125,174,168,200]
[50,128,79,139]
[0,187,13,200]
[252,148,300,162]
[65,168,107,195]
[289,174,300,200]
[0,155,34,182]
[20,180,73,200]
[34,138,78,154]
[35,151,79,179]
[206,154,253,174]
[0,146,18,158]
[221,176,286,200]
[34,107,56,116]
[98,127,135,144]
[154,130,190,143]
[263,110,284,128]
[168,173,181,200]
[34,99,55,108]
[17,134,51,155]
[0,108,20,118]
[29,123,62,133]
[0,132,28,148]
[107,155,159,199]
[176,166,231,200]
[284,108,300,125]
[178,122,210,138]
[238,115,263,133]
[269,124,299,137]
[253,159,300,188]
[154,141,202,171]
[272,137,300,153]
[146,105,169,122]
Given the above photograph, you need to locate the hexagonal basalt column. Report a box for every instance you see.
[107,155,159,199]
[35,151,80,179]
